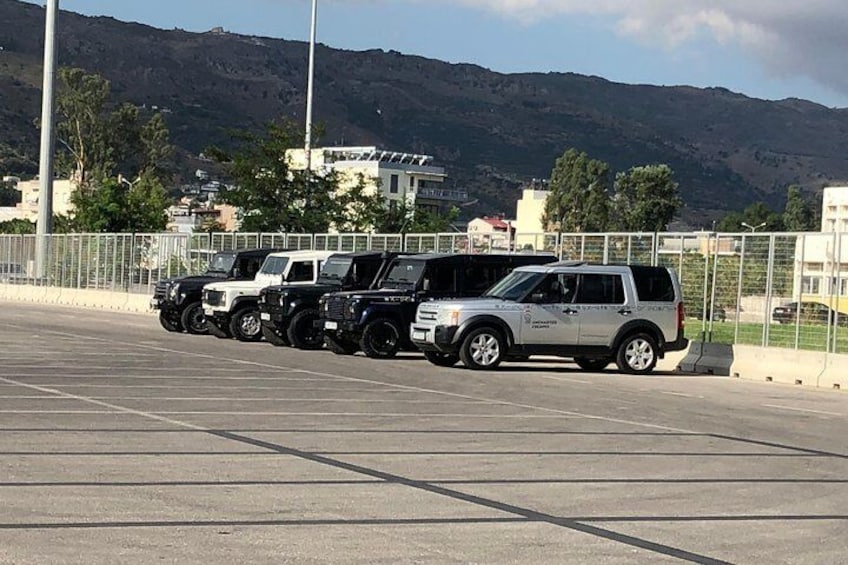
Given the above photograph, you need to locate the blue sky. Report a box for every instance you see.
[27,0,848,108]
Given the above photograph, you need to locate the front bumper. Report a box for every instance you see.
[204,308,232,331]
[409,324,459,353]
[321,318,361,337]
[258,304,292,330]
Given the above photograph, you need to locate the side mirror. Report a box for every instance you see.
[422,278,431,291]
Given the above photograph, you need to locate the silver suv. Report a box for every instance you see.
[410,262,687,374]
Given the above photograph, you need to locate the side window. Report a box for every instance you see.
[236,257,258,278]
[529,273,577,304]
[353,261,381,286]
[574,274,625,305]
[464,264,502,293]
[288,260,315,283]
[423,264,457,293]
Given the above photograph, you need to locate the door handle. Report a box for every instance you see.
[563,308,579,316]
[618,309,632,316]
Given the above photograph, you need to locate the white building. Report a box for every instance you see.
[286,147,467,219]
[13,178,76,221]
[513,187,549,248]
[795,186,848,312]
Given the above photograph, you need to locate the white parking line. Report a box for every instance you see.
[660,391,701,399]
[762,404,843,417]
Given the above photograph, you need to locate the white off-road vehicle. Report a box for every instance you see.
[202,250,334,341]
[410,262,687,374]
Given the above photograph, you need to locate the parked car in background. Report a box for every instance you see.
[410,263,688,374]
[258,251,400,349]
[151,248,278,334]
[319,252,557,359]
[772,301,847,326]
[202,250,334,341]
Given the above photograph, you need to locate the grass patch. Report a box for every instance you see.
[685,319,848,353]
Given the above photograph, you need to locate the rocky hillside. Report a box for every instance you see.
[2,0,847,224]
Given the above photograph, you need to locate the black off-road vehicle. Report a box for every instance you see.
[151,248,278,334]
[319,253,557,359]
[258,251,400,349]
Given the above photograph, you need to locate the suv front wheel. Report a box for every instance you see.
[360,318,402,359]
[460,327,505,370]
[181,302,208,335]
[230,308,263,342]
[615,333,658,375]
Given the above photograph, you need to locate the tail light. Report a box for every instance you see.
[677,302,685,330]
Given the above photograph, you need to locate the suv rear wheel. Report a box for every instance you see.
[360,318,402,359]
[423,351,460,367]
[229,308,263,342]
[574,357,611,372]
[459,327,505,370]
[287,309,323,350]
[616,333,658,375]
[180,302,208,335]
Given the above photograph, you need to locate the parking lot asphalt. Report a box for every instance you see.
[1,303,847,564]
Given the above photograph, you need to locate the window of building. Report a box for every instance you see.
[390,175,399,194]
[805,263,824,272]
[842,278,848,296]
[802,276,821,294]
[409,176,415,188]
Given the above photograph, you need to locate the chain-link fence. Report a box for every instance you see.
[3,230,847,353]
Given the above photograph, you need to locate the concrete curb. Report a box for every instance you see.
[0,284,153,315]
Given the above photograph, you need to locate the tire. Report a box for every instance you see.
[324,334,358,355]
[287,309,324,350]
[574,357,611,372]
[158,311,183,333]
[423,351,460,367]
[229,308,263,342]
[615,332,658,375]
[359,318,402,359]
[459,327,505,370]
[262,325,290,347]
[180,302,208,335]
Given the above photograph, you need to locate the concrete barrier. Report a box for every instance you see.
[1,284,153,315]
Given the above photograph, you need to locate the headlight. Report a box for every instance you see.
[279,295,288,308]
[347,299,360,316]
[168,283,180,300]
[439,308,462,326]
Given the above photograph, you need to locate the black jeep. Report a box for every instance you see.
[319,253,557,359]
[258,251,400,349]
[151,248,278,334]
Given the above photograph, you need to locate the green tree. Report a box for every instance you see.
[72,172,169,232]
[613,164,681,231]
[0,180,20,206]
[56,67,112,185]
[330,173,388,232]
[782,185,816,231]
[0,219,35,234]
[373,200,459,233]
[716,202,784,232]
[195,217,227,234]
[211,120,383,233]
[543,148,610,232]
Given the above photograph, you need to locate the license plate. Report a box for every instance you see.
[412,330,428,342]
[260,312,271,321]
[324,321,338,330]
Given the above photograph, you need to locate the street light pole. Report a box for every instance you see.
[304,0,318,174]
[741,222,767,233]
[35,0,59,279]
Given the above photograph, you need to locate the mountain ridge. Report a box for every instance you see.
[2,0,847,225]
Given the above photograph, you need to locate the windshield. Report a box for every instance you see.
[318,257,353,282]
[260,256,290,276]
[382,260,425,287]
[484,271,545,301]
[207,253,236,274]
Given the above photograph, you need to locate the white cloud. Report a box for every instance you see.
[447,0,848,98]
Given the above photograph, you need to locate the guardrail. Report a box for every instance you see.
[2,230,847,353]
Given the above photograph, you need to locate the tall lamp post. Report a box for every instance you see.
[304,0,318,174]
[36,0,59,279]
[741,222,767,233]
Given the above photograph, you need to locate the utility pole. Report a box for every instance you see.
[35,0,59,280]
[304,0,318,174]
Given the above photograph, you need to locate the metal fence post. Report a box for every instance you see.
[762,234,777,348]
[734,234,746,345]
